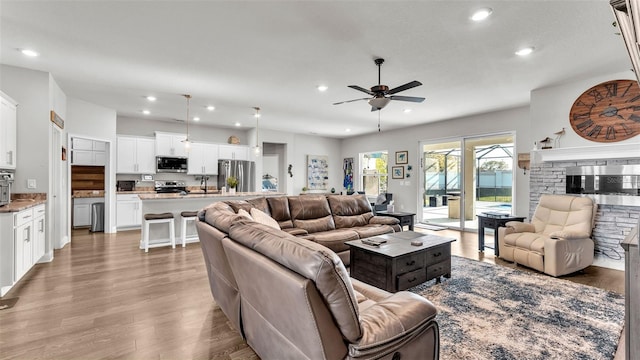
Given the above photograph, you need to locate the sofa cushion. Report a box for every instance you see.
[228,221,362,342]
[328,194,374,229]
[532,195,595,236]
[246,196,270,215]
[289,195,336,233]
[202,202,245,233]
[250,208,280,230]
[267,196,293,229]
[352,224,394,239]
[237,208,252,220]
[310,229,360,253]
[503,232,546,255]
[225,200,253,214]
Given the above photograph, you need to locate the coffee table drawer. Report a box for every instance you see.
[427,259,451,280]
[397,268,427,291]
[425,244,450,264]
[396,253,426,274]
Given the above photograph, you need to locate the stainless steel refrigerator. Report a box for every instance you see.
[218,160,256,192]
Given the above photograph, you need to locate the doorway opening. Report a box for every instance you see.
[419,133,515,231]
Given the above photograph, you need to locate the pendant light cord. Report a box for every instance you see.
[184,94,191,141]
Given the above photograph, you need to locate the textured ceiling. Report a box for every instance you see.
[0,1,632,138]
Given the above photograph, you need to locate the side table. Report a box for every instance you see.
[477,214,526,256]
[375,211,415,231]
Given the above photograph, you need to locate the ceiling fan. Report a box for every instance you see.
[333,58,425,112]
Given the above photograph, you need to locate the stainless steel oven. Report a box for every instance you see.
[0,171,14,207]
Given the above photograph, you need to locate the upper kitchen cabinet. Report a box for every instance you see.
[187,142,219,175]
[0,92,18,170]
[116,136,155,174]
[218,144,249,161]
[70,137,106,166]
[155,132,188,158]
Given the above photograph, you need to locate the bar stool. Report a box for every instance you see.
[143,212,175,252]
[180,210,199,247]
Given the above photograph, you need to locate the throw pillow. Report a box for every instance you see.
[237,208,253,220]
[250,208,280,230]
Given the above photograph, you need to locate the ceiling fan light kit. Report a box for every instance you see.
[333,58,425,112]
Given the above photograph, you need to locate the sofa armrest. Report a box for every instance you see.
[505,221,535,233]
[349,292,437,357]
[369,216,400,226]
[549,230,590,240]
[282,228,309,236]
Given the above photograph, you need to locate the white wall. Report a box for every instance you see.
[117,116,248,144]
[341,106,531,217]
[530,70,640,148]
[67,98,118,233]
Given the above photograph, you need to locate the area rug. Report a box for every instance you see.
[408,256,624,360]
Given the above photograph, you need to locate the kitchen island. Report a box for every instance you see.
[137,191,285,250]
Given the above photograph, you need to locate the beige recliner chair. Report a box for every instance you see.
[498,194,597,277]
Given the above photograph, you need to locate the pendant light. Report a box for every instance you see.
[253,106,261,155]
[182,94,192,151]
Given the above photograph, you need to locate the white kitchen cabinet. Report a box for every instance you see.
[0,91,17,170]
[218,144,249,161]
[155,132,188,158]
[117,136,155,174]
[71,138,106,166]
[188,142,219,175]
[32,205,46,264]
[0,203,47,296]
[73,197,102,228]
[117,194,142,229]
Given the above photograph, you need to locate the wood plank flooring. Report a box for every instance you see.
[0,228,625,359]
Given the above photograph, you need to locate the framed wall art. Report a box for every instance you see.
[395,151,408,164]
[307,155,329,190]
[392,166,404,179]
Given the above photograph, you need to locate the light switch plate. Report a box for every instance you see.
[27,179,36,189]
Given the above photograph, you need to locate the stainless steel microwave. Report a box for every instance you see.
[156,156,187,173]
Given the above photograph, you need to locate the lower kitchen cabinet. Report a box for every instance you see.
[0,203,47,297]
[117,194,142,229]
[73,197,103,228]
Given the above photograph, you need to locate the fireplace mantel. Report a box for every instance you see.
[532,143,640,163]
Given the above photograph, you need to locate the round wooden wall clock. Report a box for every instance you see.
[569,79,640,142]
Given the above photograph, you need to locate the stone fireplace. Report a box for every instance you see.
[529,143,640,270]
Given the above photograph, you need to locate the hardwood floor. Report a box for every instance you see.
[0,228,625,359]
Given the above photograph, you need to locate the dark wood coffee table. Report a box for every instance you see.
[346,231,456,292]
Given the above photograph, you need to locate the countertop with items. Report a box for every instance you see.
[138,191,286,200]
[0,193,47,213]
[72,190,106,198]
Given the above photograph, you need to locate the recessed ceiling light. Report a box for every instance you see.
[142,110,150,115]
[515,47,534,56]
[20,49,39,57]
[471,8,492,22]
[403,108,412,113]
[235,122,241,127]
[345,128,351,132]
[193,117,200,121]
[146,96,156,102]
[317,85,328,92]
[206,105,215,111]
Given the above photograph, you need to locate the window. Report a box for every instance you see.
[360,151,388,196]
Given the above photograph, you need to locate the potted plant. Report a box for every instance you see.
[301,186,308,194]
[227,176,238,194]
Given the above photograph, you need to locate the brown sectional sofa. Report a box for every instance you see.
[222,194,401,265]
[196,196,440,360]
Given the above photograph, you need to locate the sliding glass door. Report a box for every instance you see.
[419,133,514,231]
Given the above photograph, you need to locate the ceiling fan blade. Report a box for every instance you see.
[390,95,425,103]
[333,98,370,105]
[348,85,375,96]
[387,80,422,95]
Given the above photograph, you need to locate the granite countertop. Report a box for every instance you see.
[138,192,286,200]
[0,193,47,213]
[72,190,105,198]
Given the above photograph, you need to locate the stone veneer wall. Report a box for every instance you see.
[529,157,640,265]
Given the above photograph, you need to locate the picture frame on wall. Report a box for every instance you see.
[392,166,404,179]
[395,151,408,164]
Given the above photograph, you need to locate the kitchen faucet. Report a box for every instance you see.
[200,176,209,194]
